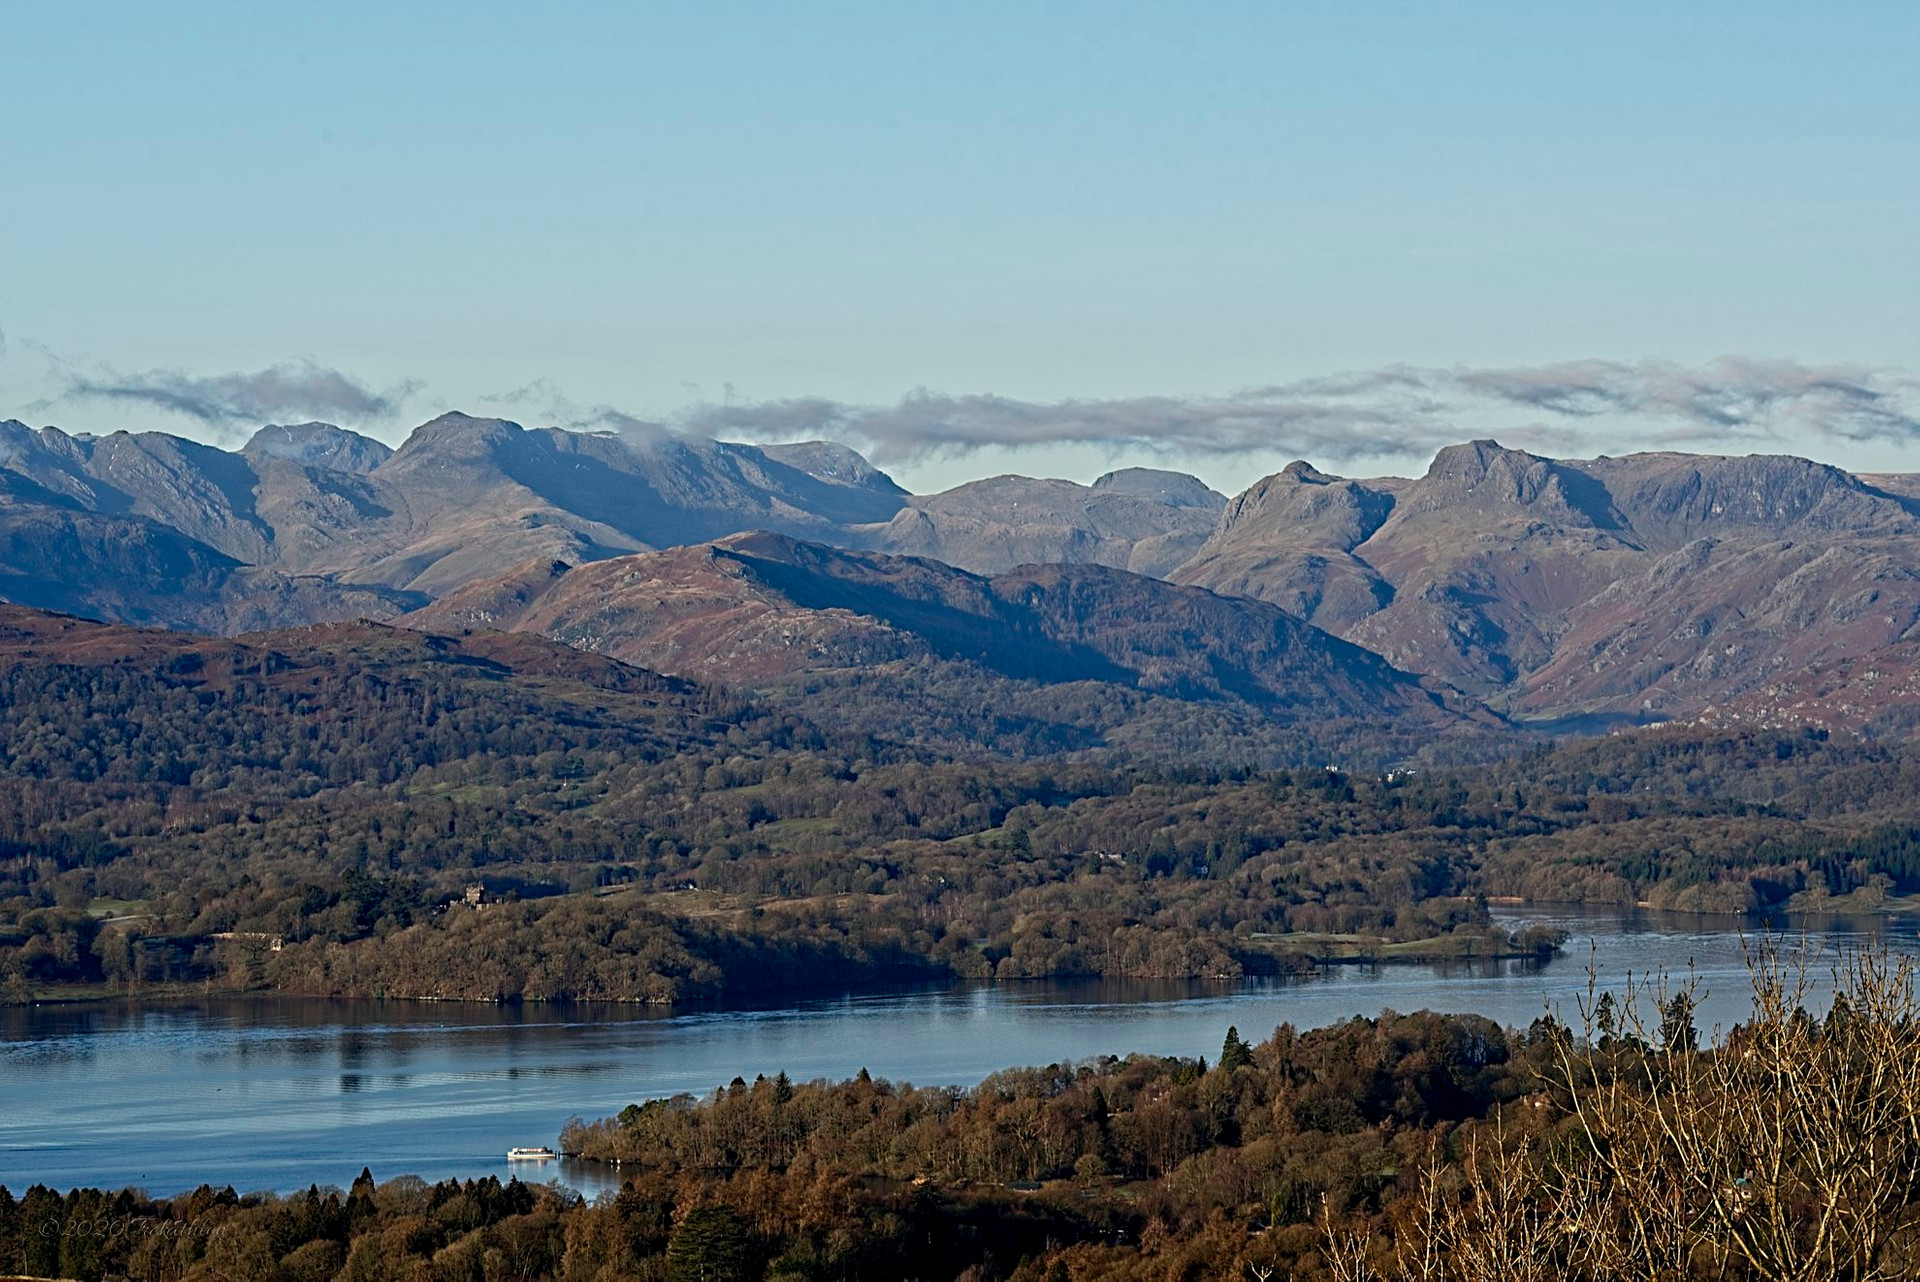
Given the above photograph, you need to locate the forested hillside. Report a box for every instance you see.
[7,605,1920,1004]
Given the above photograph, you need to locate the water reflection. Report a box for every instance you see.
[3,905,1917,1197]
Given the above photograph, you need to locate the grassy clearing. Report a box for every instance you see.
[85,898,149,919]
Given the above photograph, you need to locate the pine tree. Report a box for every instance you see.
[1220,1025,1255,1071]
[666,1203,750,1281]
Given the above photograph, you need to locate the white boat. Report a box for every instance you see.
[507,1146,557,1161]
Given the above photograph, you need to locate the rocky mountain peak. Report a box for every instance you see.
[0,420,30,465]
[1089,468,1225,509]
[1422,439,1545,491]
[758,441,905,494]
[1277,460,1333,484]
[242,423,394,474]
[1402,438,1624,528]
[385,412,522,464]
[1211,463,1394,548]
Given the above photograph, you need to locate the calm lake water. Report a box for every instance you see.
[5,906,1918,1197]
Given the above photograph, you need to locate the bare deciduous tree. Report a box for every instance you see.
[1322,941,1920,1282]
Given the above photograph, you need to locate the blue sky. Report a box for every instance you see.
[3,1,1916,491]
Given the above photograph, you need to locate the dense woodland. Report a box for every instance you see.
[6,612,1920,1002]
[11,943,1920,1280]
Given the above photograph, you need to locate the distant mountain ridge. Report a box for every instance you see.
[867,471,1222,579]
[0,413,1221,626]
[12,410,1920,733]
[1173,440,1920,729]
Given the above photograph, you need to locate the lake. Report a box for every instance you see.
[4,906,1917,1198]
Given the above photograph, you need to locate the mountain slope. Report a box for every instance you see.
[0,415,1218,621]
[413,530,1441,706]
[0,464,417,631]
[1174,441,1920,726]
[408,531,1485,761]
[19,408,1920,735]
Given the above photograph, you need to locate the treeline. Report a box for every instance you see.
[0,1170,572,1282]
[746,657,1484,769]
[561,1010,1538,1191]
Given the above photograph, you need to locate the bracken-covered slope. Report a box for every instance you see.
[407,531,1486,760]
[410,531,1442,705]
[0,601,711,705]
[1173,440,1920,726]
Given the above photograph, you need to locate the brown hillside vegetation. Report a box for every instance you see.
[406,531,1467,722]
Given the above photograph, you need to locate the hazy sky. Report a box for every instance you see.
[4,1,1916,492]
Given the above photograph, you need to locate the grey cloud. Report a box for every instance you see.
[683,385,1568,466]
[66,359,419,431]
[1458,358,1920,442]
[481,379,679,450]
[684,359,1920,466]
[684,390,1445,466]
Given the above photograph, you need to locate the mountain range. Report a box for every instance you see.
[1173,440,1920,730]
[7,410,1920,737]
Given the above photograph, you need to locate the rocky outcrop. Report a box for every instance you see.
[858,474,1223,577]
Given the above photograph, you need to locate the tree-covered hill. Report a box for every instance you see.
[8,605,1920,1004]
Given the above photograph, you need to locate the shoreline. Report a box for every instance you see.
[17,897,1917,1011]
[12,912,1917,1204]
[5,946,1548,1010]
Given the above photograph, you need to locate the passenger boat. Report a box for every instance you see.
[506,1146,557,1161]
